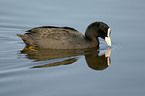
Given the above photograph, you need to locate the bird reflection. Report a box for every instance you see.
[20,46,111,71]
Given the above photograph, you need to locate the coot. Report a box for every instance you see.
[17,22,111,49]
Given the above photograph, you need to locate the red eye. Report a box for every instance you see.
[104,31,106,33]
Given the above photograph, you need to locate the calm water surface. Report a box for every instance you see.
[0,0,145,96]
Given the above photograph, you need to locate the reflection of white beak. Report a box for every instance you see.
[105,37,111,46]
[105,48,111,66]
[105,48,111,57]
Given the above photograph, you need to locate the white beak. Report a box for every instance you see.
[105,37,111,46]
[105,28,111,46]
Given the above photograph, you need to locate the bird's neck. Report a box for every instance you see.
[85,34,98,41]
[85,35,99,47]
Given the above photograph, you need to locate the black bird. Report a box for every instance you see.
[17,22,111,49]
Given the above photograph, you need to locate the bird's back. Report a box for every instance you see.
[18,26,91,49]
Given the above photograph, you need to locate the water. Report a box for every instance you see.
[0,0,145,96]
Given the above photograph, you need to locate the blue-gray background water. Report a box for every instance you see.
[0,0,145,96]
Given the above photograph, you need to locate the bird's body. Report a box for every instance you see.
[17,22,111,49]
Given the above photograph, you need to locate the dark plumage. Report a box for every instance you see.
[17,22,111,49]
